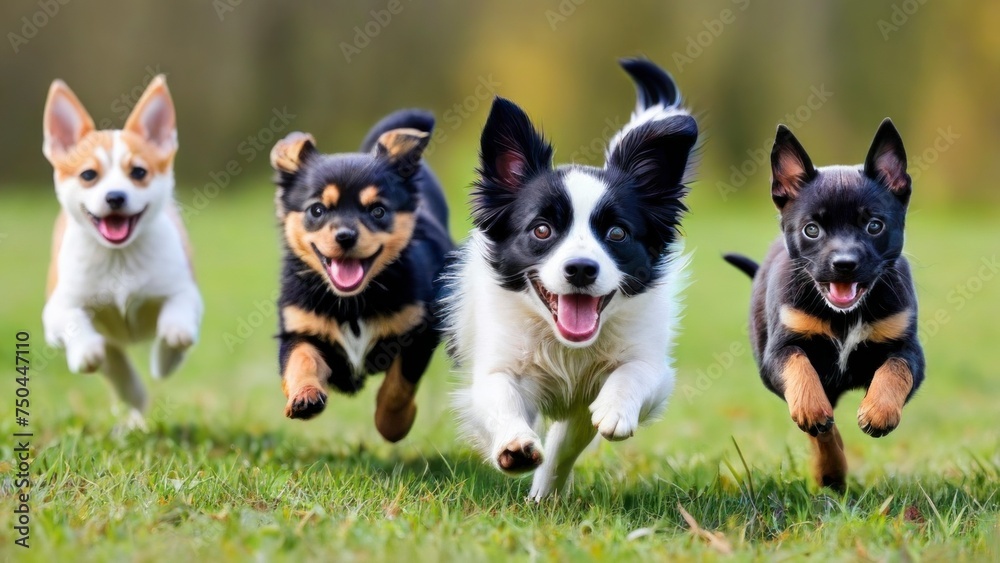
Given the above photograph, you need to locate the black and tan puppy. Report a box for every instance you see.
[270,110,453,442]
[725,119,924,490]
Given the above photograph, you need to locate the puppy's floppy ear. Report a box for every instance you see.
[270,131,317,174]
[123,75,177,156]
[42,80,96,163]
[770,125,816,209]
[374,127,429,178]
[864,118,910,203]
[472,97,553,229]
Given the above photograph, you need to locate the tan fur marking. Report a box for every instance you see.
[857,357,913,434]
[282,305,343,345]
[282,211,328,276]
[782,352,834,433]
[120,130,174,177]
[780,305,834,339]
[281,342,331,418]
[322,184,340,207]
[869,309,912,343]
[374,355,418,442]
[376,128,429,162]
[49,131,114,183]
[46,212,67,297]
[359,186,380,207]
[369,304,426,341]
[808,423,847,491]
[270,132,316,173]
[363,212,416,280]
[166,203,195,276]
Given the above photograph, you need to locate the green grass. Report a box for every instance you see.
[0,185,998,561]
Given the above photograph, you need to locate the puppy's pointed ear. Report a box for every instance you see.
[864,118,910,203]
[605,115,698,248]
[770,125,816,209]
[374,127,429,178]
[270,132,317,174]
[42,80,96,163]
[124,75,177,156]
[472,97,553,230]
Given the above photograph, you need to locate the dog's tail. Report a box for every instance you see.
[359,109,435,153]
[723,253,759,279]
[620,57,681,112]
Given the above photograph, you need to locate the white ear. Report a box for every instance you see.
[42,80,95,162]
[124,75,177,154]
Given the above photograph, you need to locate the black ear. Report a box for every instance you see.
[864,118,910,203]
[606,116,698,245]
[770,125,816,209]
[472,97,553,229]
[374,127,430,179]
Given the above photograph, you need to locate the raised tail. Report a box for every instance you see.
[359,108,435,153]
[619,57,681,112]
[723,253,759,279]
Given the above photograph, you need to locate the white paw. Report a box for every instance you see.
[112,409,148,436]
[589,397,639,441]
[492,434,543,475]
[66,334,105,373]
[152,323,197,378]
[528,470,572,502]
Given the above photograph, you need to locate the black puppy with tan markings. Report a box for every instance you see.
[725,119,925,491]
[270,110,453,442]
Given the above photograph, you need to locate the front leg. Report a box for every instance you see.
[280,340,332,419]
[771,347,834,436]
[529,411,597,501]
[152,284,203,378]
[457,371,542,474]
[857,357,913,437]
[43,294,105,374]
[589,360,673,441]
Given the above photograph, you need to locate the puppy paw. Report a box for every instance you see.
[66,334,105,373]
[151,325,196,378]
[112,409,148,436]
[284,385,327,420]
[789,398,835,436]
[857,396,901,438]
[589,398,638,441]
[375,400,416,443]
[495,437,543,474]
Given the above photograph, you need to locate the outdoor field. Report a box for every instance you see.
[0,183,997,560]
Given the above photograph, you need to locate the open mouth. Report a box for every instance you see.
[85,206,145,245]
[313,244,383,294]
[529,275,614,343]
[817,281,868,310]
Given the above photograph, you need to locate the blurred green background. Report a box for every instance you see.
[0,2,998,558]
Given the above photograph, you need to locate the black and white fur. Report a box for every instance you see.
[444,59,698,500]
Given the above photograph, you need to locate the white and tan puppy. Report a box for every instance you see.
[41,76,202,426]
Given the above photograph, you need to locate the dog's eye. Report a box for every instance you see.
[370,206,386,220]
[803,223,821,239]
[130,166,147,181]
[80,169,98,182]
[607,226,627,242]
[308,203,326,218]
[532,224,552,240]
[866,219,884,235]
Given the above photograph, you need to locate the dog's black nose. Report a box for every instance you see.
[832,256,858,273]
[335,228,358,249]
[105,191,127,210]
[564,258,600,287]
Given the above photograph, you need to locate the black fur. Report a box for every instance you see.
[725,119,925,434]
[275,110,453,397]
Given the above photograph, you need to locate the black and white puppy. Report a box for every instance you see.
[444,59,698,500]
[724,119,924,491]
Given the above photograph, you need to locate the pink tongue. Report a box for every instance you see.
[828,282,858,304]
[556,294,600,340]
[98,216,131,243]
[328,258,365,289]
